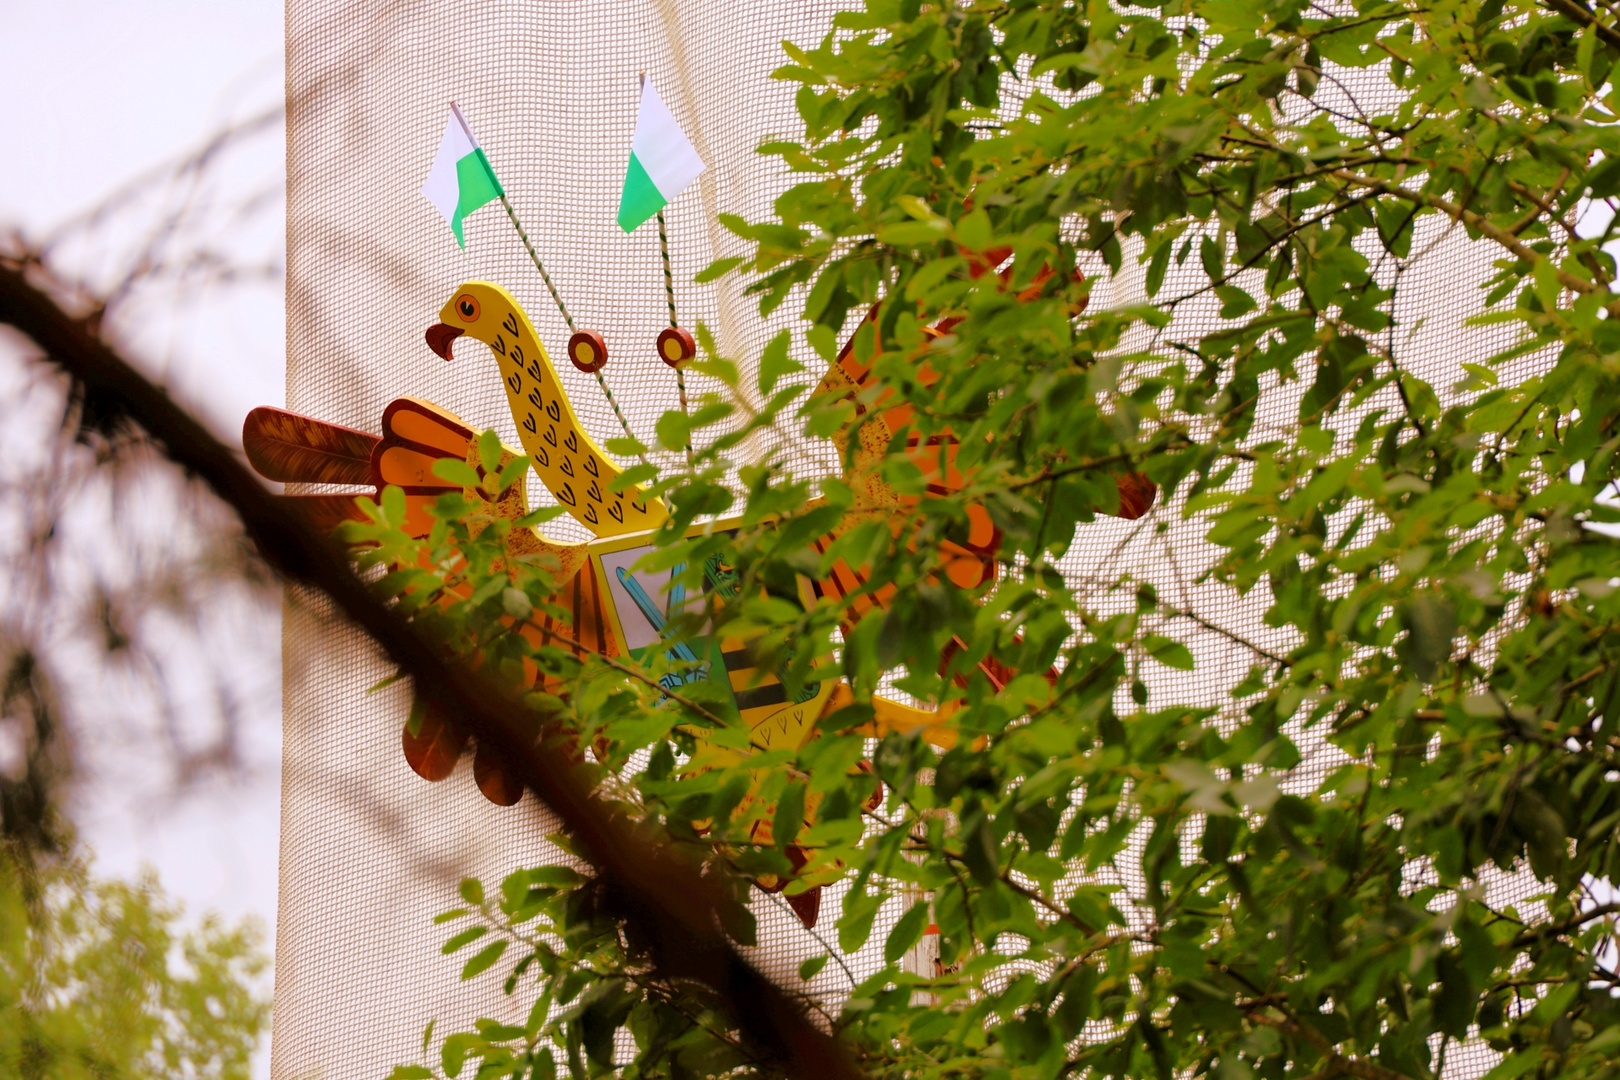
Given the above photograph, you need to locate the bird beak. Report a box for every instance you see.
[425,323,463,362]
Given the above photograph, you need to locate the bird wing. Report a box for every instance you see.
[369,398,486,538]
[371,397,477,489]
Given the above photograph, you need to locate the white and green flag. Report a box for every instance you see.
[617,77,705,233]
[421,103,504,248]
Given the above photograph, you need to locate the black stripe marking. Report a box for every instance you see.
[733,683,789,712]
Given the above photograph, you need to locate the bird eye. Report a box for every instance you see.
[455,294,480,322]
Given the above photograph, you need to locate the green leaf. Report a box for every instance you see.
[1530,981,1580,1023]
[1214,285,1257,318]
[720,900,758,947]
[502,588,533,620]
[1200,235,1224,282]
[1144,634,1196,670]
[526,992,552,1037]
[433,909,470,924]
[955,208,992,251]
[477,429,502,476]
[1588,155,1620,198]
[367,670,406,694]
[799,954,829,981]
[1399,595,1456,682]
[1145,239,1173,297]
[515,505,568,528]
[877,221,950,246]
[460,939,509,980]
[442,926,488,954]
[837,890,883,953]
[656,411,691,453]
[1434,951,1476,1039]
[884,901,930,964]
[1481,1052,1543,1080]
[807,324,838,360]
[758,331,803,395]
[961,811,1000,884]
[432,458,482,488]
[695,255,747,283]
[380,484,407,526]
[441,1033,474,1078]
[526,865,586,888]
[603,435,648,457]
[773,780,808,850]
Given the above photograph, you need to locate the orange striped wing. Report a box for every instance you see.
[370,398,479,538]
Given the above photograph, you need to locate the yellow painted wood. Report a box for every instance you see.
[436,281,668,537]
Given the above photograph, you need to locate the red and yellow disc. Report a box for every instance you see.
[568,330,608,373]
[657,326,696,368]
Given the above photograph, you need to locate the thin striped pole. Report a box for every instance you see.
[656,210,692,420]
[497,193,643,451]
[655,209,696,470]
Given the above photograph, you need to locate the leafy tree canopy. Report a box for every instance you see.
[389,1,1620,1078]
[0,842,270,1080]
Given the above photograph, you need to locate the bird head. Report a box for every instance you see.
[425,281,508,362]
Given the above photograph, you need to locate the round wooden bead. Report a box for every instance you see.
[567,330,608,373]
[657,326,696,368]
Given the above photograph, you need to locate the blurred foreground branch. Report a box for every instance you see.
[0,255,861,1080]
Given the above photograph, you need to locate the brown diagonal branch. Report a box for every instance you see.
[1325,169,1609,305]
[0,255,861,1080]
[1246,1010,1416,1080]
[1540,0,1620,50]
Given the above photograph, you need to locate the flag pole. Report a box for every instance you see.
[494,194,643,451]
[655,208,695,469]
[656,209,688,419]
[639,71,696,468]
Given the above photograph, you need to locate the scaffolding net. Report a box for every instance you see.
[275,4,1548,1077]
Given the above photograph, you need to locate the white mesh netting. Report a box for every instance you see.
[275,5,1545,1077]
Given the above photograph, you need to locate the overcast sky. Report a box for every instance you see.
[0,0,288,1037]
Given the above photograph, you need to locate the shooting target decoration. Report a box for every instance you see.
[657,326,696,367]
[567,329,608,372]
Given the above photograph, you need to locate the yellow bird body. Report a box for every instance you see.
[430,282,667,538]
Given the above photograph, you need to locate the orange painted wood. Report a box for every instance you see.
[376,445,454,489]
[657,326,696,367]
[786,884,822,928]
[383,397,477,457]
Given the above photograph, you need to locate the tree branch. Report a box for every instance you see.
[1541,0,1620,51]
[1511,901,1620,948]
[1327,169,1609,305]
[0,256,861,1080]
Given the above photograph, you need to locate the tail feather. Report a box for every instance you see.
[379,398,476,462]
[373,399,484,538]
[243,406,379,485]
